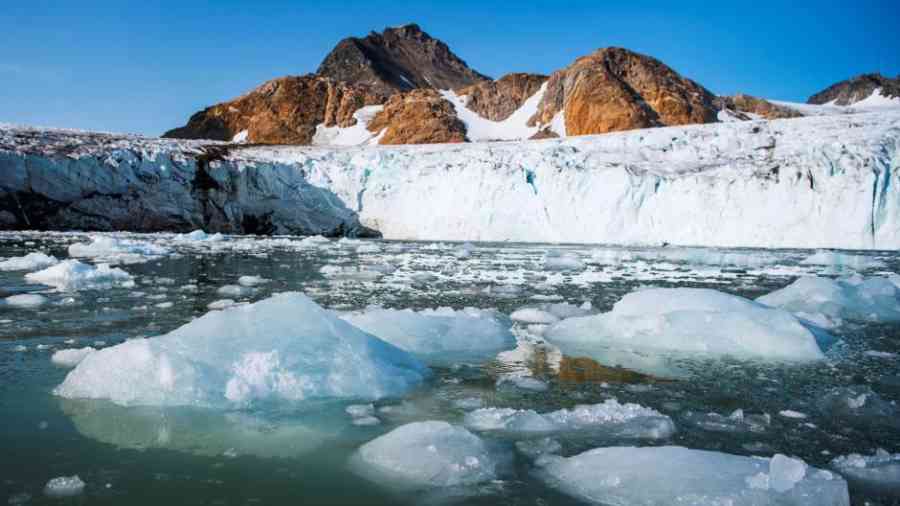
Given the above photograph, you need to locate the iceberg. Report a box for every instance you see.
[51,347,97,368]
[43,476,86,498]
[464,399,675,440]
[0,252,58,271]
[832,449,900,496]
[341,306,514,364]
[536,446,849,505]
[25,260,134,291]
[68,234,169,264]
[2,293,48,308]
[545,288,827,363]
[350,421,509,489]
[54,293,429,407]
[757,275,900,328]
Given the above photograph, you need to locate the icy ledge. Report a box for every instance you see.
[2,110,899,248]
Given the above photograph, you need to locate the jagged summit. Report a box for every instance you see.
[316,24,489,95]
[808,73,900,106]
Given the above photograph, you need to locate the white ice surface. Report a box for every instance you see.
[54,292,429,407]
[351,421,506,489]
[537,446,849,506]
[43,475,85,497]
[341,306,514,364]
[0,252,58,271]
[51,347,97,368]
[757,275,900,328]
[546,287,827,363]
[25,260,134,291]
[2,293,47,308]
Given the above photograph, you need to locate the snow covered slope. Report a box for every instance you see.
[2,110,899,248]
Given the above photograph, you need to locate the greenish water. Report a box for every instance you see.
[1,231,899,505]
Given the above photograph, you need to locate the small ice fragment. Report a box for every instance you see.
[44,475,85,497]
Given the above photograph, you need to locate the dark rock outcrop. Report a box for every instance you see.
[456,73,548,121]
[529,47,718,135]
[317,23,489,95]
[163,75,387,144]
[716,94,803,120]
[808,73,900,106]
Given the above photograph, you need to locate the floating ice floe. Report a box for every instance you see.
[350,421,509,489]
[176,230,225,242]
[543,251,585,271]
[800,251,886,271]
[237,275,269,287]
[0,252,58,272]
[757,275,900,328]
[816,385,898,426]
[2,293,48,308]
[341,306,514,365]
[68,235,169,264]
[683,409,770,433]
[536,447,849,505]
[44,475,86,497]
[591,247,783,268]
[464,399,675,440]
[25,260,134,291]
[545,287,828,364]
[345,403,380,426]
[51,347,97,368]
[217,284,253,297]
[54,293,429,407]
[831,449,900,495]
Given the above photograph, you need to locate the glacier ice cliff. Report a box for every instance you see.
[1,110,898,249]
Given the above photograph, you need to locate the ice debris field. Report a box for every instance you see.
[1,230,900,505]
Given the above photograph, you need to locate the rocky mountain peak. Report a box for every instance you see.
[808,73,900,105]
[316,24,489,95]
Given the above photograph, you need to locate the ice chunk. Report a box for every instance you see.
[237,275,269,287]
[217,284,252,297]
[515,437,562,459]
[25,260,134,291]
[351,421,506,489]
[817,385,898,425]
[537,446,849,505]
[68,234,169,264]
[684,409,770,433]
[0,252,58,271]
[800,251,886,270]
[44,475,85,497]
[831,449,900,495]
[341,306,514,365]
[2,293,47,308]
[177,230,225,242]
[51,347,97,368]
[543,251,585,271]
[465,399,675,440]
[757,276,900,328]
[54,293,429,407]
[510,308,560,324]
[546,288,827,363]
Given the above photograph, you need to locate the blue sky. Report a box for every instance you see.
[2,1,898,136]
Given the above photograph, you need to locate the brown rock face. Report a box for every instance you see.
[366,89,467,145]
[807,73,900,106]
[163,75,387,144]
[456,73,547,121]
[529,47,718,135]
[317,23,489,96]
[716,94,803,120]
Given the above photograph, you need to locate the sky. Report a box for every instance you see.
[2,1,898,136]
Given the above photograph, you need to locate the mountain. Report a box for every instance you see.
[165,24,821,147]
[808,73,900,106]
[316,23,490,95]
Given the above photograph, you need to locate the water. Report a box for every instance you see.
[1,231,899,505]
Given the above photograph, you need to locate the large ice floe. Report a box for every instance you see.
[544,288,829,374]
[54,293,429,407]
[350,421,510,490]
[25,260,134,291]
[757,275,900,328]
[831,449,900,496]
[536,446,849,505]
[463,399,675,440]
[341,307,514,365]
[68,234,170,264]
[0,252,58,271]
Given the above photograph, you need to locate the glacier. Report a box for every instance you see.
[1,110,899,248]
